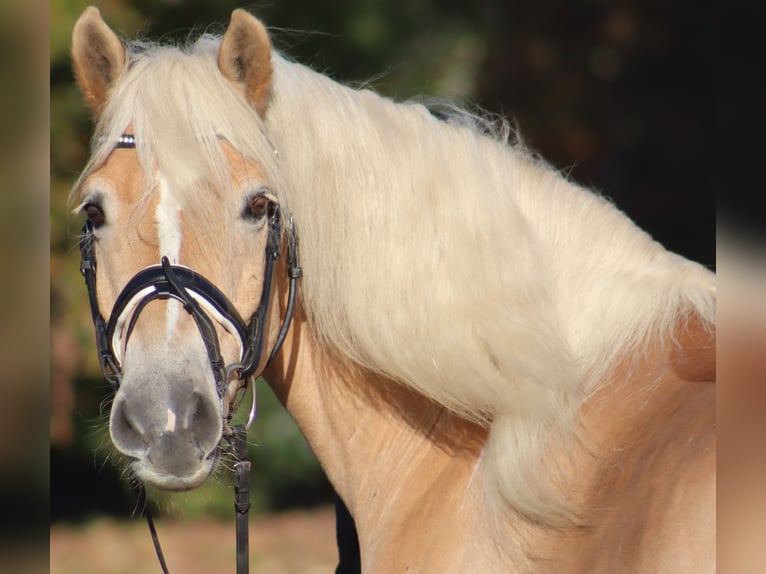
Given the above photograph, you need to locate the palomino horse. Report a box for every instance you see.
[71,7,715,572]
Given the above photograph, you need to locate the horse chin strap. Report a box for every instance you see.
[79,180,302,574]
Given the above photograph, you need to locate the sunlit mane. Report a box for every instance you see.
[72,32,716,524]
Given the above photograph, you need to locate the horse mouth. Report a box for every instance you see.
[129,452,218,491]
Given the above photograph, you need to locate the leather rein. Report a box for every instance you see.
[79,134,302,574]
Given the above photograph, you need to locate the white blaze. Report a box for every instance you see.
[155,175,183,338]
[164,408,177,432]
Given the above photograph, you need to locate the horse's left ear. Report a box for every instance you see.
[218,9,273,116]
[72,7,127,115]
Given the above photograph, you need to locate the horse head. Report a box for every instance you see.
[71,8,286,491]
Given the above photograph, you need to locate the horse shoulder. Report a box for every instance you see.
[563,321,716,573]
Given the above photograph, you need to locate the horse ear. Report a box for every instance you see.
[72,7,127,114]
[218,9,273,116]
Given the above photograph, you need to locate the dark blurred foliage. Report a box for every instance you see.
[473,0,714,267]
[51,0,715,524]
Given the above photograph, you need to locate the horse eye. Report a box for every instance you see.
[247,194,271,220]
[83,203,105,228]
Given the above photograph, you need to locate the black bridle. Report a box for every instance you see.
[78,136,302,574]
[79,204,299,392]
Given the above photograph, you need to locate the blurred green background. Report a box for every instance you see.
[50,0,714,524]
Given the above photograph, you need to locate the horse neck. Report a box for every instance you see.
[272,347,486,503]
[263,302,716,571]
[262,277,498,568]
[262,254,715,571]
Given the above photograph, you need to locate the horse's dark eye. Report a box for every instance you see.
[83,203,105,228]
[247,195,271,220]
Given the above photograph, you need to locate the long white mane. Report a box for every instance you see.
[74,33,716,524]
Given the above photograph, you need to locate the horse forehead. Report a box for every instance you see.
[220,139,268,182]
[85,137,265,184]
[84,147,144,202]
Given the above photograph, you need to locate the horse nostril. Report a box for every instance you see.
[192,393,222,456]
[110,397,149,458]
